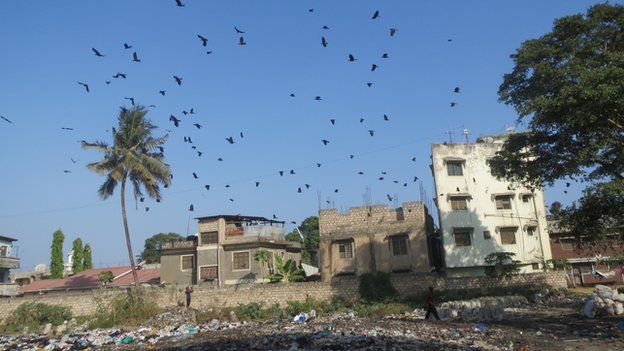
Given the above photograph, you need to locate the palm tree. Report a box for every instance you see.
[82,106,171,287]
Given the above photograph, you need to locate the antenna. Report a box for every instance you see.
[462,126,470,142]
[317,190,322,212]
[393,193,399,208]
[445,129,455,143]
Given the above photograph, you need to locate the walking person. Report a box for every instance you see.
[425,286,441,320]
[185,286,193,308]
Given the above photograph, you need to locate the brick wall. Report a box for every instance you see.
[0,272,566,321]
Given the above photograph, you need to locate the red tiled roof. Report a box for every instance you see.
[19,266,160,293]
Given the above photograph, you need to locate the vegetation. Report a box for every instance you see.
[267,255,305,283]
[4,302,72,332]
[98,271,114,285]
[548,258,571,270]
[50,230,65,279]
[139,232,183,263]
[359,272,398,302]
[285,216,319,266]
[82,244,93,270]
[489,3,624,245]
[549,202,562,220]
[88,289,160,328]
[71,238,84,274]
[82,106,171,287]
[484,252,520,278]
[254,249,275,276]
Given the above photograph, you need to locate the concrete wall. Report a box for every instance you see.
[0,272,567,321]
[319,202,433,281]
[160,249,196,286]
[431,138,552,276]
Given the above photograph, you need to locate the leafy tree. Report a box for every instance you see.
[267,255,305,283]
[82,244,93,270]
[71,238,84,274]
[285,216,319,266]
[549,201,562,219]
[484,252,520,278]
[139,233,183,263]
[254,249,274,276]
[82,106,171,287]
[50,230,65,279]
[98,271,114,285]
[490,3,624,244]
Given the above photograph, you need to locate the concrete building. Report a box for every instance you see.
[431,134,552,277]
[548,221,624,286]
[0,235,20,296]
[319,201,437,282]
[160,215,301,286]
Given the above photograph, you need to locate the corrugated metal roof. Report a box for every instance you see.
[194,214,284,224]
[0,235,18,242]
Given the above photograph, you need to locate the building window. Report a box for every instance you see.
[447,161,463,176]
[483,230,492,240]
[532,263,540,270]
[560,239,574,251]
[522,194,532,203]
[200,266,218,281]
[453,229,472,247]
[391,235,408,256]
[450,197,468,211]
[500,227,517,245]
[200,231,218,245]
[526,227,536,236]
[181,255,194,270]
[495,195,513,210]
[232,252,250,270]
[338,242,353,259]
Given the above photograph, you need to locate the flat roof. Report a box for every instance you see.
[194,214,284,224]
[0,235,17,242]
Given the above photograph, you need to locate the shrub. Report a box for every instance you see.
[5,302,72,331]
[322,296,350,314]
[98,271,114,284]
[88,289,160,328]
[484,252,520,278]
[235,302,264,320]
[284,296,321,316]
[358,272,398,302]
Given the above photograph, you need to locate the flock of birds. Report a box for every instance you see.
[1,2,464,225]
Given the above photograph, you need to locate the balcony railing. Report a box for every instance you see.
[0,256,20,269]
[161,240,197,250]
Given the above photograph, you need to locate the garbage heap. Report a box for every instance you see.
[437,295,528,321]
[582,284,624,318]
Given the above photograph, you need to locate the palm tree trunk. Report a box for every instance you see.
[121,177,140,288]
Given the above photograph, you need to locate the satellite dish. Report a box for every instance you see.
[34,263,47,274]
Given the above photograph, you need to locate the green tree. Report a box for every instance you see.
[139,233,183,263]
[490,3,624,244]
[549,201,562,219]
[98,271,114,285]
[71,238,84,274]
[268,255,305,283]
[484,252,520,278]
[285,216,319,266]
[82,244,93,270]
[82,106,171,287]
[50,230,65,279]
[254,249,274,276]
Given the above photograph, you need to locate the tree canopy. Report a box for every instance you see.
[139,232,183,263]
[71,238,84,274]
[82,244,93,270]
[490,3,624,243]
[285,216,319,266]
[50,230,65,279]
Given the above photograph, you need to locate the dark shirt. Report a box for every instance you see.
[426,291,435,305]
[185,288,193,298]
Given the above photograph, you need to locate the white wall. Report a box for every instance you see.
[431,138,551,275]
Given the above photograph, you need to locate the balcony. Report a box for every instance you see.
[161,240,197,250]
[0,255,20,269]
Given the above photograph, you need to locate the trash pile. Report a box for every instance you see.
[436,295,528,321]
[582,284,624,318]
[532,288,583,306]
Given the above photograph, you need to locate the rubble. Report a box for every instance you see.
[582,285,624,318]
[436,295,528,321]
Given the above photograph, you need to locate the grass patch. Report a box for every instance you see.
[359,272,398,302]
[2,302,72,333]
[87,289,160,329]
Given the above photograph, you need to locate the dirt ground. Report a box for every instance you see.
[146,305,624,351]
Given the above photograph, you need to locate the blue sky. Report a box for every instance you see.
[0,1,609,271]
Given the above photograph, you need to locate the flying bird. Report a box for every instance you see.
[217,158,224,161]
[314,96,322,101]
[450,102,457,107]
[145,207,150,212]
[193,173,198,179]
[159,90,166,96]
[225,184,230,188]
[189,204,194,212]
[289,93,295,97]
[566,182,571,187]
[77,81,90,92]
[316,163,322,168]
[279,171,284,176]
[132,52,140,62]
[206,51,213,55]
[234,26,245,34]
[308,8,314,13]
[321,139,330,145]
[453,87,460,93]
[360,118,365,123]
[371,64,378,71]
[368,130,375,136]
[197,34,208,47]
[372,10,380,19]
[63,170,72,174]
[381,53,389,58]
[193,123,202,129]
[61,127,74,131]
[124,97,135,106]
[225,137,235,144]
[366,82,373,87]
[229,198,234,202]
[334,189,339,193]
[298,187,302,193]
[240,132,244,138]
[321,37,327,47]
[305,184,311,189]
[0,116,13,124]
[358,171,364,175]
[239,37,246,45]
[412,157,416,162]
[273,214,277,219]
[348,54,356,62]
[255,181,260,187]
[105,80,111,84]
[383,114,389,121]
[113,72,127,79]
[123,43,132,49]
[91,48,104,57]
[175,0,185,7]
[330,119,335,125]
[173,76,182,85]
[197,151,202,157]
[322,25,329,30]
[350,155,354,159]
[169,115,180,127]
[190,108,195,114]
[389,28,398,36]
[387,194,393,201]
[205,185,210,190]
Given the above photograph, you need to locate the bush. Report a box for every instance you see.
[284,296,321,316]
[235,302,264,320]
[98,271,114,284]
[359,272,398,302]
[484,252,520,278]
[5,302,72,331]
[88,289,160,328]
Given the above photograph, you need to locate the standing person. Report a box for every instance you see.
[425,286,441,320]
[185,286,193,308]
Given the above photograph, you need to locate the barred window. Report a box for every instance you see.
[200,231,218,245]
[450,197,468,211]
[200,266,218,281]
[391,235,408,256]
[181,255,194,270]
[232,252,250,270]
[454,230,472,246]
[338,242,353,259]
[495,195,512,210]
[500,227,517,245]
[447,162,463,176]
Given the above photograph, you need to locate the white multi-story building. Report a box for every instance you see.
[431,134,552,277]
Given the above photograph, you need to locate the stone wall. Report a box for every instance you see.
[0,272,566,321]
